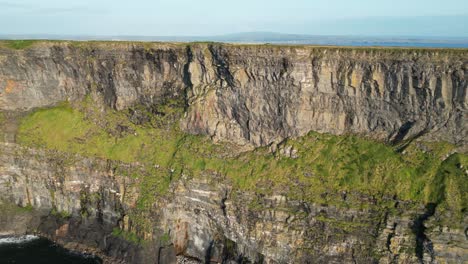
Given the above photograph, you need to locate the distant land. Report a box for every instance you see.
[1,32,468,48]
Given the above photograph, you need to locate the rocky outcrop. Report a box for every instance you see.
[164,176,468,264]
[183,46,467,148]
[1,141,467,263]
[0,142,147,263]
[0,43,188,111]
[0,43,466,147]
[163,176,380,263]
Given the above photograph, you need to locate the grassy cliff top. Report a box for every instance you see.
[1,39,467,56]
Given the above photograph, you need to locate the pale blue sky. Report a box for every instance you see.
[1,0,467,36]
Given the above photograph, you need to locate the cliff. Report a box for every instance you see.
[0,41,467,264]
[0,41,466,146]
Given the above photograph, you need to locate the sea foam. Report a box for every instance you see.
[0,235,39,244]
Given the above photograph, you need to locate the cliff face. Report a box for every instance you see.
[1,142,467,263]
[0,143,140,263]
[0,42,467,264]
[0,43,187,111]
[0,42,466,146]
[183,45,467,147]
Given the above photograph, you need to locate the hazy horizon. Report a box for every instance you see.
[1,0,468,38]
[2,31,468,39]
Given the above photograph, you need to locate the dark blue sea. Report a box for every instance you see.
[0,236,101,264]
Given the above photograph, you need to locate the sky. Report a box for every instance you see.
[1,0,468,37]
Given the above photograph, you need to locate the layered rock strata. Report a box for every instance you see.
[0,42,467,263]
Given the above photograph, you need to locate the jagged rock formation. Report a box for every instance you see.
[0,43,466,146]
[1,141,467,263]
[0,42,467,263]
[0,140,465,264]
[0,143,146,263]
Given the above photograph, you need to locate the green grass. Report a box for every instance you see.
[428,153,468,222]
[3,40,38,49]
[112,228,140,244]
[0,202,34,214]
[160,232,171,244]
[17,101,183,165]
[19,204,34,212]
[17,99,187,213]
[16,101,467,229]
[50,208,71,219]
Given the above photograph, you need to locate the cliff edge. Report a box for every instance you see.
[0,41,466,147]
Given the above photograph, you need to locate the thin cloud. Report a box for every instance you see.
[0,1,106,15]
[0,1,30,9]
[37,6,106,14]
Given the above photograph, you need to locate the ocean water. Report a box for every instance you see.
[0,236,101,264]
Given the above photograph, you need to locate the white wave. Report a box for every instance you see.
[0,235,40,245]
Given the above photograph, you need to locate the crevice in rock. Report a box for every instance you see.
[393,121,415,145]
[394,124,429,153]
[182,46,194,112]
[386,223,396,252]
[220,189,228,218]
[207,45,235,88]
[204,240,215,264]
[411,203,436,263]
[351,248,358,264]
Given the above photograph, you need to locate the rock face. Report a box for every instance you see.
[0,42,467,263]
[164,178,468,264]
[183,46,467,148]
[1,142,467,263]
[0,43,466,147]
[0,141,186,263]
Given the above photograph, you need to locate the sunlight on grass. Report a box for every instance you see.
[17,101,467,223]
[4,40,38,49]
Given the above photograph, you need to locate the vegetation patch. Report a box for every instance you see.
[16,100,467,230]
[3,40,39,49]
[0,202,35,214]
[50,208,72,219]
[112,228,141,244]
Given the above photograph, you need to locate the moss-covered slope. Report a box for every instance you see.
[14,100,467,225]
